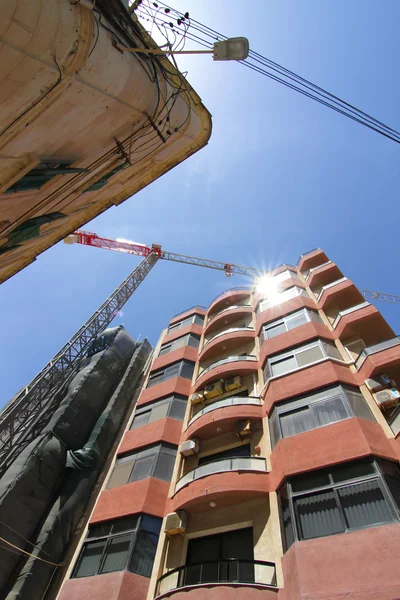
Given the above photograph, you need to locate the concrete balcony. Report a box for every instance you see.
[185,397,263,440]
[204,305,253,335]
[200,327,255,361]
[207,288,251,320]
[194,355,258,391]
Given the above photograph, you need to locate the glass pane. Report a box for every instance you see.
[265,322,286,339]
[147,373,164,387]
[280,491,295,549]
[131,412,150,430]
[312,396,348,427]
[331,460,375,483]
[308,310,323,324]
[74,541,104,577]
[193,315,204,326]
[129,455,155,482]
[296,345,324,367]
[169,399,187,421]
[129,531,159,577]
[339,481,393,529]
[180,361,195,380]
[295,491,344,540]
[101,534,131,573]
[158,344,172,356]
[107,461,134,489]
[269,411,281,448]
[154,449,176,481]
[280,406,312,438]
[198,444,250,466]
[323,341,342,360]
[188,335,200,348]
[220,528,253,560]
[291,471,330,493]
[111,515,139,534]
[141,515,162,534]
[271,356,297,377]
[165,363,181,379]
[148,401,170,423]
[88,522,113,538]
[346,390,376,422]
[286,312,308,330]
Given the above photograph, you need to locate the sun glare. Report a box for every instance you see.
[255,275,281,305]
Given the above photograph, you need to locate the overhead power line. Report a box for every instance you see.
[135,1,400,144]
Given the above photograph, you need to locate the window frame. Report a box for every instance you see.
[130,395,188,429]
[269,385,376,447]
[72,514,161,579]
[168,314,204,333]
[158,333,200,357]
[106,443,177,489]
[260,308,322,343]
[279,459,400,551]
[264,339,345,381]
[257,286,309,315]
[147,360,195,388]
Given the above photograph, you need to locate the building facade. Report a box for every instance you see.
[0,0,211,283]
[59,248,400,600]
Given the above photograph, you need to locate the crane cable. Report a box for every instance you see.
[135,1,400,144]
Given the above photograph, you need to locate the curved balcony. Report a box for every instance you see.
[185,397,262,440]
[156,559,277,598]
[205,304,253,335]
[194,355,258,390]
[207,288,251,320]
[200,327,255,361]
[176,456,267,492]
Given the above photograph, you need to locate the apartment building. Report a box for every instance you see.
[59,248,400,600]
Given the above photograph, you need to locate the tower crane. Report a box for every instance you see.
[0,229,399,475]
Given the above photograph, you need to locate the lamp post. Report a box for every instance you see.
[117,37,250,61]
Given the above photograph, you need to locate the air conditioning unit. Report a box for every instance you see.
[180,439,199,457]
[204,380,224,400]
[236,419,252,438]
[374,388,400,409]
[365,374,394,393]
[165,511,187,536]
[225,376,241,392]
[190,392,204,405]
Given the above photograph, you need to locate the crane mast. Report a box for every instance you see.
[0,252,159,475]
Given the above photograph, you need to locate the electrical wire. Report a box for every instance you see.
[135,0,400,145]
[0,535,65,567]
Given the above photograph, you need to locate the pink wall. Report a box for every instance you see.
[119,418,182,454]
[158,584,278,600]
[59,571,149,600]
[280,523,400,600]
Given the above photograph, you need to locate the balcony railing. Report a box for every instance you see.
[302,260,332,280]
[188,397,262,426]
[316,277,347,301]
[175,456,267,492]
[207,304,252,325]
[197,355,257,380]
[203,326,254,349]
[332,301,370,329]
[355,336,400,370]
[156,558,277,597]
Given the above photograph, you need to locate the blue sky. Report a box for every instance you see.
[1,0,400,404]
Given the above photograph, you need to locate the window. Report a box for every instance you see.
[5,162,88,193]
[261,309,322,343]
[131,395,187,429]
[168,314,204,333]
[106,444,177,489]
[72,514,161,578]
[159,334,200,356]
[184,528,254,586]
[147,360,195,388]
[269,385,376,447]
[263,339,344,381]
[279,459,400,550]
[257,286,309,314]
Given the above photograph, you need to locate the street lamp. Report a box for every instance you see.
[117,37,250,61]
